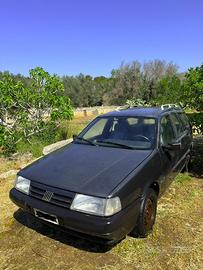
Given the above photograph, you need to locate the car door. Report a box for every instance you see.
[169,112,192,171]
[158,114,179,194]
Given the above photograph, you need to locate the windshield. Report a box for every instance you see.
[75,116,157,150]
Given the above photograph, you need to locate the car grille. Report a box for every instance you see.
[29,181,75,209]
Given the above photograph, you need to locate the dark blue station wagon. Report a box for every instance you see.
[10,104,192,245]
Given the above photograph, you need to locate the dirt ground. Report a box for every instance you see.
[0,150,202,270]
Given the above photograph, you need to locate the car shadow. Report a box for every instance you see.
[13,209,115,253]
[190,136,203,178]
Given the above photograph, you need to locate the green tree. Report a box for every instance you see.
[183,64,203,111]
[63,74,110,107]
[142,60,178,102]
[155,75,182,105]
[106,60,178,105]
[0,67,73,153]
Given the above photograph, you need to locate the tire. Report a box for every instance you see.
[131,188,158,238]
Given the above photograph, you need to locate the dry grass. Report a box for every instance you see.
[112,174,203,270]
[0,155,202,270]
[0,156,32,175]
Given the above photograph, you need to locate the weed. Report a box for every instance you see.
[175,173,191,184]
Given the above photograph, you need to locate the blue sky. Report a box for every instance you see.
[0,0,202,77]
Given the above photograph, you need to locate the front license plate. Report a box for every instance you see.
[34,208,59,225]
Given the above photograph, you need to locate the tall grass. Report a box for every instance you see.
[16,116,94,157]
[55,116,94,141]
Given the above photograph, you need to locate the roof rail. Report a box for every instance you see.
[161,104,181,110]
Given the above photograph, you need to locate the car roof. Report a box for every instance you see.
[101,106,183,118]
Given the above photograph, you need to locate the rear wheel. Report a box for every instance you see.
[131,188,158,238]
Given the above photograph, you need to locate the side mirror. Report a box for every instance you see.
[162,142,181,151]
[72,134,78,140]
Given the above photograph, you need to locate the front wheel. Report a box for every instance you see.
[131,188,158,238]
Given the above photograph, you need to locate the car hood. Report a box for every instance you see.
[20,143,153,197]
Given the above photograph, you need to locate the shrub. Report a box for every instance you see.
[187,112,203,135]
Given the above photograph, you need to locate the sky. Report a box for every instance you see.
[0,0,203,77]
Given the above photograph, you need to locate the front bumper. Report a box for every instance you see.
[10,188,141,244]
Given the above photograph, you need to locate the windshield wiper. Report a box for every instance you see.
[96,140,135,149]
[75,137,97,146]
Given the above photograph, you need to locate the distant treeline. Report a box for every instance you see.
[0,59,202,111]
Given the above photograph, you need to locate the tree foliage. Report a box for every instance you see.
[102,60,178,105]
[63,74,114,107]
[154,75,182,105]
[0,67,73,153]
[182,64,203,111]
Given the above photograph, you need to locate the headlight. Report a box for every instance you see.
[15,175,30,195]
[70,194,121,217]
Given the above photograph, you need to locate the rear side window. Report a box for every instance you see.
[178,113,190,129]
[170,113,184,138]
[160,115,176,145]
[126,118,139,125]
